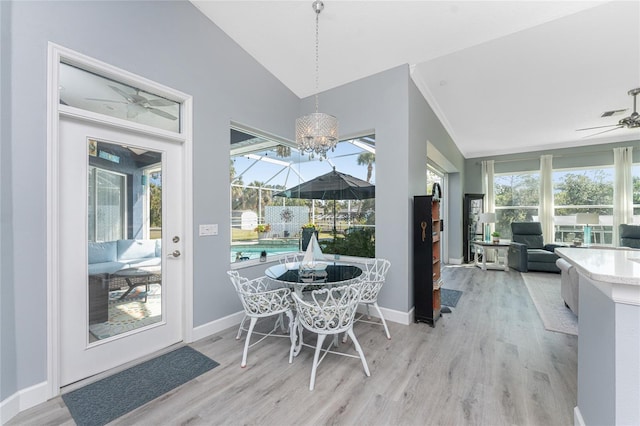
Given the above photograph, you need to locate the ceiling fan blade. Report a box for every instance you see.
[108,85,134,101]
[86,97,127,104]
[576,124,622,131]
[582,125,624,138]
[148,107,178,120]
[147,99,176,107]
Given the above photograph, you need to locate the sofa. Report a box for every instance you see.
[508,222,563,273]
[557,258,579,315]
[88,239,162,275]
[620,224,640,248]
[88,239,161,324]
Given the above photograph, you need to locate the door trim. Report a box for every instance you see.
[46,43,193,398]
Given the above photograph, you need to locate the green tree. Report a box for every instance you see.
[149,182,162,228]
[555,171,613,215]
[357,152,375,183]
[494,173,540,235]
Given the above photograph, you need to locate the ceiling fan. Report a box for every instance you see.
[87,85,178,120]
[577,88,640,137]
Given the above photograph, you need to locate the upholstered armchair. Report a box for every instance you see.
[620,224,640,249]
[508,222,562,273]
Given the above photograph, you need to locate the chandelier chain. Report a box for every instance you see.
[315,7,320,114]
[295,0,339,159]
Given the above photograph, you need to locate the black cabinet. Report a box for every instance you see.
[463,194,484,263]
[413,195,441,326]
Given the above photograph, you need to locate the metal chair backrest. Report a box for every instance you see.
[279,252,303,265]
[359,258,391,303]
[292,279,362,334]
[226,271,288,316]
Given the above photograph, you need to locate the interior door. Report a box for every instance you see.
[59,115,183,386]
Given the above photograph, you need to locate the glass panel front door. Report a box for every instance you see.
[87,140,163,341]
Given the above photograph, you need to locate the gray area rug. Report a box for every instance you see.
[441,288,463,307]
[521,272,578,336]
[62,346,219,426]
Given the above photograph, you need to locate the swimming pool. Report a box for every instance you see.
[231,244,299,263]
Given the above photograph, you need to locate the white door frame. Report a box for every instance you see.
[46,43,194,397]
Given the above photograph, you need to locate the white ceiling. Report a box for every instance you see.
[192,0,640,158]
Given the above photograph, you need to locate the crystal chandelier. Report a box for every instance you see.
[295,0,338,159]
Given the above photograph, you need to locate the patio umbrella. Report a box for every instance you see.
[274,168,375,235]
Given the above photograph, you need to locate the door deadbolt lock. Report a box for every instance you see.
[173,236,180,243]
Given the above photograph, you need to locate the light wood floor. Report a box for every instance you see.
[9,265,577,426]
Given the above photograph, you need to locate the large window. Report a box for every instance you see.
[494,171,540,238]
[634,164,640,223]
[553,167,614,244]
[88,167,126,242]
[230,128,376,262]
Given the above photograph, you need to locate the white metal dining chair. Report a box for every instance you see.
[279,252,303,265]
[290,279,370,390]
[226,271,294,367]
[346,258,392,340]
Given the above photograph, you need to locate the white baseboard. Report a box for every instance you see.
[448,257,464,265]
[574,406,585,426]
[191,304,413,343]
[356,304,412,326]
[0,381,48,424]
[191,310,245,342]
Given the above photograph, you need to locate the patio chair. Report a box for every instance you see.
[279,252,303,265]
[345,258,392,341]
[226,271,294,367]
[290,279,370,390]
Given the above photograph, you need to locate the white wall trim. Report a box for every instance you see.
[356,304,412,326]
[0,382,48,424]
[448,257,464,265]
[47,42,194,396]
[192,311,246,342]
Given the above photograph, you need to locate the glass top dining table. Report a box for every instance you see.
[265,261,363,286]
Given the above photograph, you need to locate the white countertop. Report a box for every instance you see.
[556,247,640,306]
[556,247,640,286]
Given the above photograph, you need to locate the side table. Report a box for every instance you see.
[472,241,510,271]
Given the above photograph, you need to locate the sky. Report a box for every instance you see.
[232,140,375,189]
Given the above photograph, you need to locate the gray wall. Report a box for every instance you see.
[3,0,459,402]
[408,78,466,263]
[464,140,640,193]
[299,65,413,312]
[1,0,18,404]
[1,0,299,400]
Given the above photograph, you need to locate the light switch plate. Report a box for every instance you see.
[199,224,218,236]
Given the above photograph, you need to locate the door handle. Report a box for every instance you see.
[168,250,181,258]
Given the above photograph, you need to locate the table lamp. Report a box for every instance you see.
[478,212,496,243]
[576,213,599,246]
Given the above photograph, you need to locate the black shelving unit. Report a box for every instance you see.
[413,195,441,326]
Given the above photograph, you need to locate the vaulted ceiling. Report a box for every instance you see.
[193,1,640,158]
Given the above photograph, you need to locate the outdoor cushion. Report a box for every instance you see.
[88,261,128,275]
[88,241,117,264]
[126,258,162,269]
[118,239,157,260]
